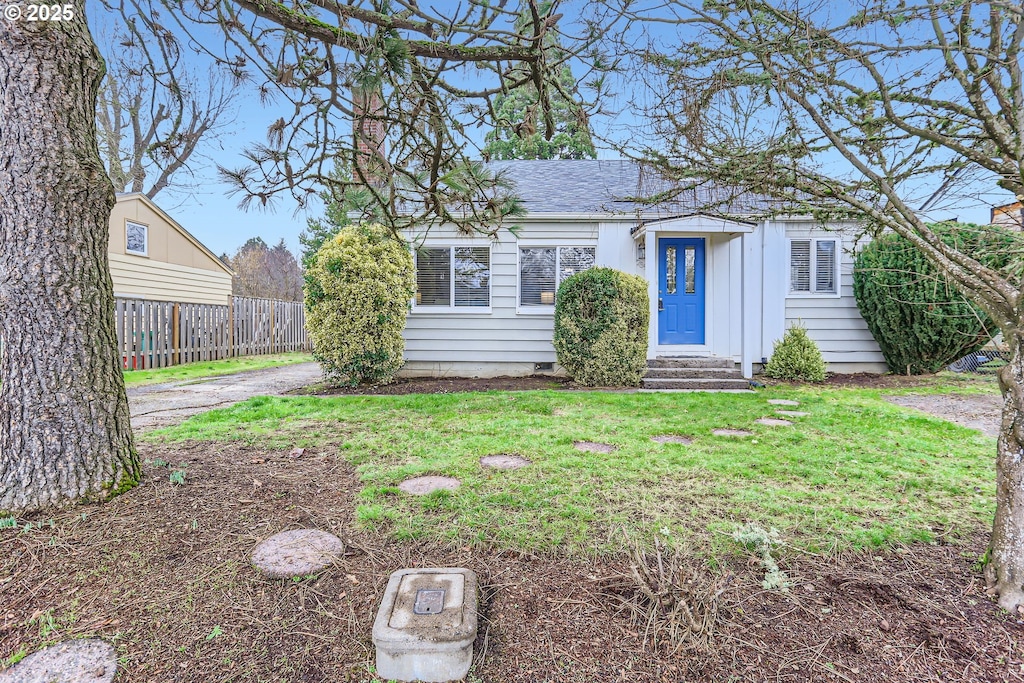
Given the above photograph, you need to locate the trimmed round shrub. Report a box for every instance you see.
[853,223,1016,375]
[304,223,415,385]
[553,267,649,386]
[763,324,827,382]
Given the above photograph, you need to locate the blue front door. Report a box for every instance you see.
[658,238,705,345]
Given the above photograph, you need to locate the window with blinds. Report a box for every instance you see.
[520,246,596,306]
[415,246,490,308]
[789,238,837,294]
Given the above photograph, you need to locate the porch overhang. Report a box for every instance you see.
[631,213,756,241]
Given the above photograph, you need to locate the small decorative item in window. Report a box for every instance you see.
[540,291,555,304]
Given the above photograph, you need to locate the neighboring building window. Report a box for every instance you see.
[789,238,837,294]
[520,246,596,306]
[125,221,148,256]
[415,246,490,308]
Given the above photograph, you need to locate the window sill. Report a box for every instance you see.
[516,306,555,315]
[410,307,492,315]
[786,291,842,300]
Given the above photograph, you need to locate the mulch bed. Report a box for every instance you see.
[296,375,575,396]
[1,442,1021,682]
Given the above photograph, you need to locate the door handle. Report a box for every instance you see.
[658,298,664,311]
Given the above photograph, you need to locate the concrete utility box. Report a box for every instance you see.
[372,567,478,682]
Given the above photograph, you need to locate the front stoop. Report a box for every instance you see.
[641,357,752,391]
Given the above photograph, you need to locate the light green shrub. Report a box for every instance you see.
[553,267,649,386]
[304,224,415,385]
[762,324,827,382]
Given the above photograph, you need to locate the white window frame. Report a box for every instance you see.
[411,244,492,314]
[516,244,597,314]
[787,237,840,298]
[125,220,149,257]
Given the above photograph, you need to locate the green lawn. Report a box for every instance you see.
[145,382,996,557]
[122,352,314,386]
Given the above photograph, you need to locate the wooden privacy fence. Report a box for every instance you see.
[116,296,309,370]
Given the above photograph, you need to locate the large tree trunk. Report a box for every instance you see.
[0,3,139,514]
[989,331,1024,612]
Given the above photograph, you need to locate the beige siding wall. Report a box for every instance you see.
[110,253,232,305]
[782,223,886,371]
[402,221,602,370]
[110,196,227,273]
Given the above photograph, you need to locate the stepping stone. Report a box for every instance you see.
[776,410,810,417]
[712,429,753,437]
[251,528,345,579]
[480,454,531,469]
[756,417,793,427]
[398,476,461,495]
[574,441,616,453]
[650,435,693,445]
[0,638,116,683]
[768,399,800,406]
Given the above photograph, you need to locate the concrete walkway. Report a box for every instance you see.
[127,362,322,430]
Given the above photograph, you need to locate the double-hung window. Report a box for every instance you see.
[789,238,838,295]
[519,246,596,307]
[414,246,491,309]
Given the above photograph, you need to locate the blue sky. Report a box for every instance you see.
[86,3,1008,260]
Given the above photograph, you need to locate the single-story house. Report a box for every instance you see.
[108,193,233,305]
[399,160,886,379]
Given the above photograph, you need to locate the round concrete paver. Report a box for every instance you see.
[756,417,793,426]
[0,639,116,683]
[650,435,693,445]
[712,429,753,437]
[574,441,617,453]
[398,475,461,495]
[251,529,345,579]
[480,454,532,469]
[768,399,800,406]
[776,410,810,417]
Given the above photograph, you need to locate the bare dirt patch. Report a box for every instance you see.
[1,442,1021,682]
[885,392,1003,438]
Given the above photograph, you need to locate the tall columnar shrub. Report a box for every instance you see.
[304,224,415,385]
[853,223,1016,375]
[762,324,827,382]
[553,267,649,386]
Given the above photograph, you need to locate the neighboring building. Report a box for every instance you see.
[108,193,233,305]
[400,160,886,378]
[991,200,1023,230]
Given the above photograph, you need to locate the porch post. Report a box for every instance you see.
[645,229,657,359]
[740,226,764,379]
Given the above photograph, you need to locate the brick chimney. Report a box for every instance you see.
[352,87,387,187]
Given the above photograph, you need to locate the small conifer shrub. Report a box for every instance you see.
[553,268,649,386]
[762,325,827,382]
[304,224,415,386]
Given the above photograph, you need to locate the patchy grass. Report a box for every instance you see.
[122,352,313,386]
[145,388,995,556]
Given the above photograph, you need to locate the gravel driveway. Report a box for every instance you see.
[884,392,1003,438]
[128,362,321,430]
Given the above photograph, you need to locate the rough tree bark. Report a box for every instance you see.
[990,331,1024,612]
[0,3,139,514]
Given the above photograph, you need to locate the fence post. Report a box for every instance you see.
[172,302,181,366]
[270,301,275,355]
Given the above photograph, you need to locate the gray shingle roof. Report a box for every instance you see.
[489,159,776,216]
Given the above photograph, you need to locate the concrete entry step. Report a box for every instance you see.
[647,356,735,369]
[645,367,745,380]
[641,378,752,391]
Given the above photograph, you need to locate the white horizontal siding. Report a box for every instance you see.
[781,222,884,367]
[110,254,232,305]
[403,221,607,364]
